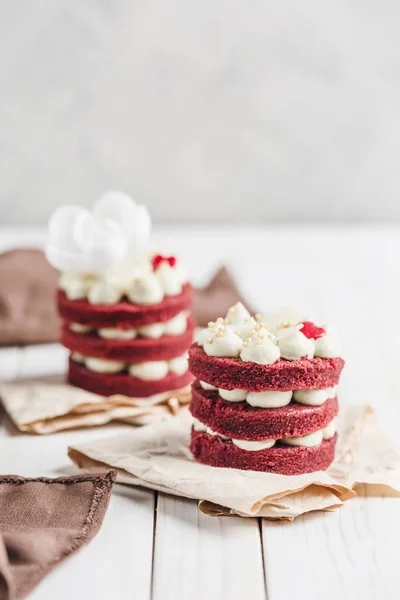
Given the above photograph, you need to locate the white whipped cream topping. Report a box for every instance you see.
[59,273,93,300]
[198,304,341,362]
[59,257,187,306]
[129,361,169,381]
[136,322,166,339]
[314,327,341,358]
[71,351,85,363]
[278,330,315,360]
[69,312,189,340]
[232,438,276,451]
[261,307,306,333]
[293,386,337,406]
[98,327,137,340]
[168,354,189,376]
[85,357,126,374]
[281,430,324,447]
[155,262,183,296]
[231,317,258,340]
[240,328,279,365]
[199,380,217,390]
[192,416,337,449]
[73,352,188,380]
[46,191,151,273]
[88,281,122,305]
[127,274,164,305]
[246,390,293,408]
[225,302,251,325]
[69,322,93,333]
[198,382,337,408]
[164,312,188,336]
[203,327,243,358]
[218,388,248,402]
[322,417,337,439]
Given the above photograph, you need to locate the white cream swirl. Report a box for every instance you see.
[240,328,279,365]
[278,330,315,360]
[73,352,188,381]
[192,416,337,449]
[203,327,243,358]
[70,312,189,340]
[198,382,337,408]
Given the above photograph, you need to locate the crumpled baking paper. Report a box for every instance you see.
[68,404,400,520]
[0,376,190,434]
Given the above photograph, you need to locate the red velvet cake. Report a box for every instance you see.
[46,192,194,398]
[189,303,344,475]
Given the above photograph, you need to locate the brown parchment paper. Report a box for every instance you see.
[0,376,190,434]
[68,404,400,520]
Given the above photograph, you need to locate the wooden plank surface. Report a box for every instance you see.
[152,494,266,600]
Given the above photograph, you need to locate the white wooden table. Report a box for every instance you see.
[1,224,400,600]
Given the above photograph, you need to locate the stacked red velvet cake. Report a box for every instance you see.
[46,191,194,398]
[189,304,344,475]
[57,255,194,397]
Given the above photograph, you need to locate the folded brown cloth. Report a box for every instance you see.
[0,470,115,600]
[0,248,250,346]
[0,250,60,346]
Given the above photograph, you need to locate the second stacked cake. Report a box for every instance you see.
[188,304,344,474]
[58,255,194,397]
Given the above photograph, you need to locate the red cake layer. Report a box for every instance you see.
[190,429,337,475]
[189,344,344,391]
[61,316,194,361]
[58,283,193,328]
[68,357,193,397]
[190,383,338,440]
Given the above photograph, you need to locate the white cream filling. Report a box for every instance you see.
[192,416,337,450]
[69,312,189,340]
[72,352,188,381]
[198,382,337,408]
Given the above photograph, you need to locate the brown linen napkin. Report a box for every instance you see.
[0,250,61,347]
[0,470,115,600]
[0,376,191,434]
[69,405,400,521]
[0,247,250,346]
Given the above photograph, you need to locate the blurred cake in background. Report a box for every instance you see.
[188,304,344,475]
[46,191,193,397]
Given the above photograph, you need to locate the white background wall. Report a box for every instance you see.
[1,0,400,224]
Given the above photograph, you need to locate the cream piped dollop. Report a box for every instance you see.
[281,429,323,447]
[240,328,280,365]
[278,330,315,360]
[203,327,243,358]
[155,262,183,296]
[98,327,137,340]
[129,361,169,380]
[314,327,341,358]
[85,357,125,373]
[199,380,217,391]
[168,354,188,375]
[246,390,293,408]
[60,273,93,300]
[232,438,276,451]
[225,302,251,325]
[164,312,188,336]
[293,386,336,406]
[88,281,122,305]
[218,388,248,402]
[127,274,164,305]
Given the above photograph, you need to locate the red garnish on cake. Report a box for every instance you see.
[152,254,177,270]
[299,321,326,339]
